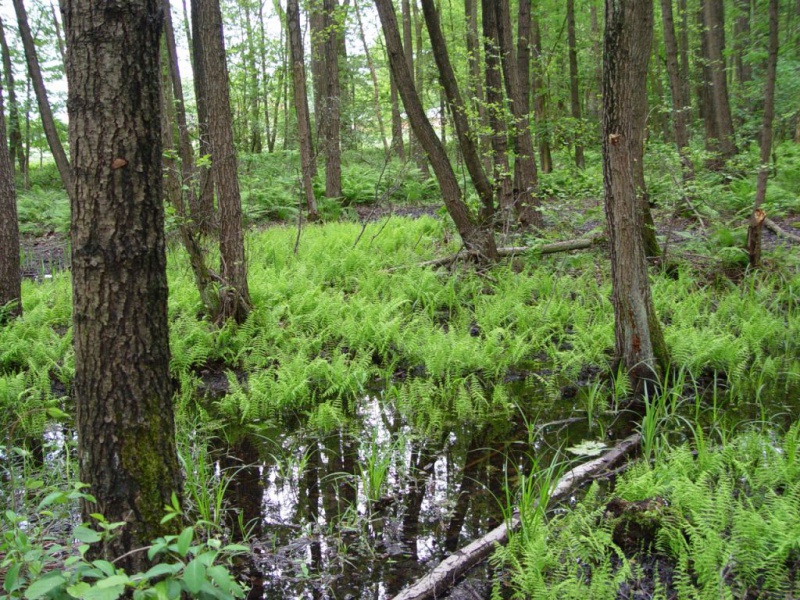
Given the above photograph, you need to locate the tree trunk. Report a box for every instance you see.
[12,0,72,195]
[588,1,602,119]
[531,8,552,174]
[190,0,216,232]
[567,0,585,169]
[603,0,668,395]
[482,0,513,226]
[49,1,66,66]
[696,2,718,149]
[63,0,181,571]
[733,0,752,87]
[703,0,738,162]
[747,0,778,268]
[375,0,497,260]
[464,0,487,170]
[196,0,252,323]
[402,0,428,177]
[0,17,25,179]
[495,0,540,227]
[0,76,21,323]
[420,0,494,219]
[322,0,342,198]
[287,0,319,219]
[390,67,405,158]
[354,0,388,154]
[678,0,691,121]
[661,0,695,180]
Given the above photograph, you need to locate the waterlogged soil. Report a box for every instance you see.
[206,374,800,600]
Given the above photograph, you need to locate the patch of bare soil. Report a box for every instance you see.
[20,232,70,280]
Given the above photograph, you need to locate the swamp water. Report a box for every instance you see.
[204,374,800,600]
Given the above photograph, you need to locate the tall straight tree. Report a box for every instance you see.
[703,0,737,162]
[287,0,319,219]
[531,6,552,174]
[375,0,497,260]
[602,0,668,394]
[567,0,584,169]
[63,0,181,571]
[190,0,215,231]
[747,0,778,268]
[321,0,342,198]
[196,0,252,323]
[0,17,24,177]
[12,0,72,194]
[0,76,21,323]
[495,0,539,226]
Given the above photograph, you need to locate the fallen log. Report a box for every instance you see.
[765,218,800,244]
[393,236,605,271]
[390,432,641,600]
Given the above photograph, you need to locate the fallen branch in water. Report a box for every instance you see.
[765,218,800,244]
[390,432,641,600]
[391,236,606,271]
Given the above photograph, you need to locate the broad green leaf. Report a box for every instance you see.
[24,574,66,599]
[140,563,180,581]
[182,558,205,595]
[82,584,125,600]
[92,561,116,577]
[176,527,193,557]
[37,491,66,511]
[95,575,130,589]
[73,526,102,544]
[66,582,92,597]
[25,479,44,490]
[3,563,21,592]
[46,407,70,420]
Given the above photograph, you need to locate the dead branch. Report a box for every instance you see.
[765,218,800,244]
[390,236,605,272]
[390,433,641,600]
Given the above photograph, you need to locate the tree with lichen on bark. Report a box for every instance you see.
[63,0,182,571]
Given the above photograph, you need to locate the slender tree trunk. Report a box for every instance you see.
[531,8,552,174]
[12,0,73,195]
[661,0,695,181]
[482,0,513,225]
[464,0,487,170]
[196,0,252,323]
[287,0,319,219]
[733,0,752,87]
[354,0,388,154]
[567,0,584,168]
[389,58,405,158]
[588,1,602,119]
[375,0,497,260]
[49,1,66,66]
[0,76,21,323]
[190,0,216,231]
[243,2,262,154]
[495,0,539,226]
[603,0,668,395]
[678,0,691,121]
[747,0,778,268]
[322,0,342,197]
[696,3,718,149]
[420,0,493,219]
[402,0,428,177]
[64,0,181,571]
[0,17,25,178]
[703,0,738,161]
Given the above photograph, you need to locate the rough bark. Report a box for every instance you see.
[603,0,668,394]
[402,0,428,177]
[567,0,585,169]
[495,0,540,227]
[190,0,216,232]
[12,0,72,195]
[196,0,252,323]
[747,0,778,268]
[321,0,342,198]
[0,75,21,323]
[482,0,513,225]
[389,67,405,158]
[420,0,494,219]
[531,8,552,174]
[63,0,181,571]
[661,0,694,179]
[375,0,497,260]
[733,0,752,87]
[703,0,738,161]
[287,0,319,219]
[0,17,25,178]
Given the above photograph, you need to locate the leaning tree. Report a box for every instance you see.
[63,0,182,571]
